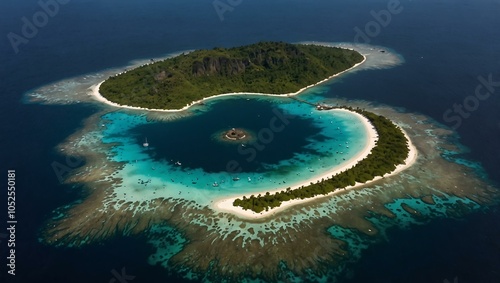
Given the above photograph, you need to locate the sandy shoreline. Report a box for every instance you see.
[213,124,418,219]
[86,47,419,220]
[88,53,367,112]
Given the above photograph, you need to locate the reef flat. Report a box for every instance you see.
[25,43,499,282]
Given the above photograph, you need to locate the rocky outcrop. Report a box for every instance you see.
[191,43,305,77]
[154,70,174,81]
[192,57,250,76]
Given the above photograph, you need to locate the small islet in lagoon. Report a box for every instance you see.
[27,42,499,282]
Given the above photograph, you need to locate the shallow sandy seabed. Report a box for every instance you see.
[42,101,498,282]
[30,44,499,282]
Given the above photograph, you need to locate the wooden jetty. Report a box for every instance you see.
[287,95,337,110]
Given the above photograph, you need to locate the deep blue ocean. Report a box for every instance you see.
[1,0,499,282]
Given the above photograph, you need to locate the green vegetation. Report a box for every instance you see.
[99,42,364,109]
[233,107,410,213]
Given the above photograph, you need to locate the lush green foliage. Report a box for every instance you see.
[99,42,363,109]
[233,107,410,213]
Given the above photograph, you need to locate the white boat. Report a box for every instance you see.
[175,161,182,166]
[143,138,149,147]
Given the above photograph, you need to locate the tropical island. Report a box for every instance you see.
[93,41,416,218]
[35,39,498,282]
[231,106,411,213]
[98,41,364,109]
[223,128,248,141]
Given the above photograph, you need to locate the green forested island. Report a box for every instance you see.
[233,107,410,213]
[99,42,364,109]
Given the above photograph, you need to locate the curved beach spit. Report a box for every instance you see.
[86,49,418,219]
[213,112,418,219]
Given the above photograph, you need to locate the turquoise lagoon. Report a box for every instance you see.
[99,93,370,207]
[25,42,400,209]
[27,43,498,282]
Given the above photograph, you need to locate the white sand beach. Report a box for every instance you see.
[88,54,367,112]
[86,48,420,220]
[213,122,418,219]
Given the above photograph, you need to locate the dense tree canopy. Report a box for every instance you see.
[99,42,363,109]
[233,107,410,213]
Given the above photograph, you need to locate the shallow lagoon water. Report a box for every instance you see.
[97,96,369,208]
[25,43,499,282]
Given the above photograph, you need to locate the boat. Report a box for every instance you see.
[248,177,251,182]
[175,161,182,166]
[232,177,240,181]
[212,182,219,187]
[143,137,149,147]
